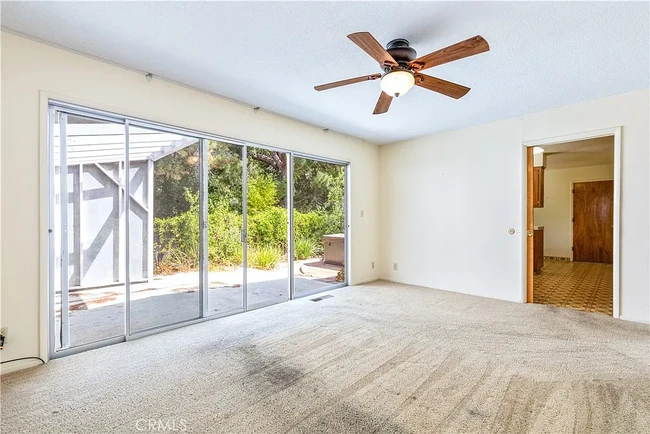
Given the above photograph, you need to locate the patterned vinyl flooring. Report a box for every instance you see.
[534,259,613,316]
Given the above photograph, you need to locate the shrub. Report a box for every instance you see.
[247,173,277,213]
[154,190,200,274]
[207,203,243,267]
[294,210,343,255]
[295,237,316,260]
[247,207,288,249]
[154,193,344,273]
[155,194,244,273]
[248,245,282,270]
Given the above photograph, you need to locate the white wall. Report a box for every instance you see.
[379,118,525,302]
[534,164,614,258]
[0,33,380,371]
[380,89,649,323]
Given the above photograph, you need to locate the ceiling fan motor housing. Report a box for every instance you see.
[385,39,417,68]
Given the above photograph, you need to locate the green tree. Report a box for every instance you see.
[293,158,344,215]
[153,144,200,219]
[207,141,243,212]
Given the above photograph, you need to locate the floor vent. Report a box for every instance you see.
[310,295,334,302]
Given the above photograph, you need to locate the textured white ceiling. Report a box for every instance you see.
[2,1,648,144]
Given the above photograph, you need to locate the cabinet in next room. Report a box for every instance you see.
[533,166,545,208]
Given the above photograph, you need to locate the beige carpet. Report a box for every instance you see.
[2,281,649,433]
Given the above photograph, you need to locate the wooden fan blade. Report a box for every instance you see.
[414,74,470,99]
[314,73,382,91]
[409,35,489,71]
[373,91,393,115]
[348,32,398,67]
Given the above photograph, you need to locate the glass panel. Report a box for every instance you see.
[52,111,63,351]
[206,140,244,315]
[246,147,290,309]
[293,157,346,297]
[53,113,126,350]
[129,126,201,332]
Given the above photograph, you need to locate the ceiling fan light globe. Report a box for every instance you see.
[380,70,415,97]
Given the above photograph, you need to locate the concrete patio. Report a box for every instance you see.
[55,259,343,349]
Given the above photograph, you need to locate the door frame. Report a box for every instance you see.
[523,126,621,318]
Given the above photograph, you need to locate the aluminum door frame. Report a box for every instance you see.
[47,101,350,359]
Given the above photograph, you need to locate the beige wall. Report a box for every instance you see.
[0,33,380,370]
[380,89,649,324]
[379,117,526,302]
[534,164,614,258]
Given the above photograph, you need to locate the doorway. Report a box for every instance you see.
[525,129,620,317]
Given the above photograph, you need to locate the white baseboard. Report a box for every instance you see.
[619,315,650,325]
[378,277,521,303]
[350,278,382,286]
[0,358,44,375]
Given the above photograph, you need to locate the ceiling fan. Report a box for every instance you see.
[314,32,489,115]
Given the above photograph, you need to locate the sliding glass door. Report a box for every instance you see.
[52,112,127,350]
[245,147,290,309]
[128,125,201,333]
[206,140,244,315]
[50,102,348,357]
[292,157,347,298]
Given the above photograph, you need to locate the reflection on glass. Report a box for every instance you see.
[246,147,290,309]
[129,126,200,332]
[293,158,346,297]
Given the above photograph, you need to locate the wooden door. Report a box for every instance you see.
[573,181,613,263]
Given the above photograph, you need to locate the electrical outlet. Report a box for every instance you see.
[393,263,398,271]
[0,327,7,350]
[371,261,375,269]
